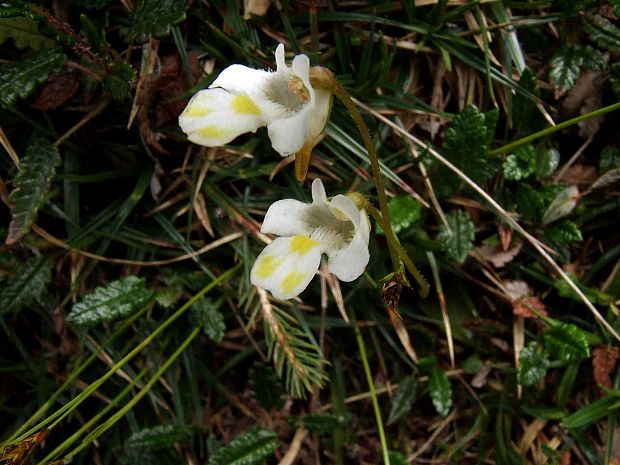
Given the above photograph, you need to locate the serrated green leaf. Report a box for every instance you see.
[483,108,499,145]
[515,184,544,222]
[600,146,620,172]
[105,62,136,101]
[504,144,536,181]
[462,354,483,374]
[163,268,210,291]
[388,376,419,425]
[7,138,61,244]
[0,256,51,315]
[543,323,590,363]
[535,147,560,179]
[0,46,66,106]
[67,276,153,328]
[191,297,225,343]
[429,366,452,416]
[560,394,620,429]
[579,47,606,72]
[541,185,579,226]
[443,105,494,185]
[387,195,422,235]
[292,413,345,434]
[154,286,181,308]
[126,424,193,450]
[0,17,54,50]
[438,210,475,263]
[550,46,580,92]
[208,427,278,465]
[544,219,582,246]
[549,45,605,92]
[513,68,542,132]
[388,451,410,465]
[518,342,549,386]
[120,0,186,42]
[584,15,620,51]
[249,362,284,410]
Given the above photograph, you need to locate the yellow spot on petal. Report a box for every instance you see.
[290,235,319,256]
[232,94,261,115]
[198,126,226,140]
[255,255,282,279]
[184,106,210,118]
[281,271,306,296]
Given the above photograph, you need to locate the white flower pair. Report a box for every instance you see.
[179,44,331,163]
[179,44,370,299]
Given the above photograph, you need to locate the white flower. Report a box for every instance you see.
[251,179,370,300]
[179,44,332,160]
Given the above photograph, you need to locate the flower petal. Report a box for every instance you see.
[311,178,328,204]
[274,43,286,73]
[210,64,273,97]
[266,108,310,156]
[179,87,266,146]
[327,212,371,282]
[291,53,311,92]
[251,235,323,299]
[328,195,362,231]
[307,89,332,141]
[261,199,310,236]
[266,45,327,157]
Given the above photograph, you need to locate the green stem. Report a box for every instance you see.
[311,71,399,271]
[366,205,429,296]
[38,368,149,463]
[10,264,239,444]
[58,329,201,463]
[7,305,150,442]
[350,308,390,465]
[489,100,620,155]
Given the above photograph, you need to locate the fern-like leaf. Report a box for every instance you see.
[0,17,54,50]
[67,276,153,329]
[104,62,136,101]
[429,366,452,416]
[125,424,193,450]
[192,297,226,342]
[0,256,51,315]
[442,105,498,189]
[584,15,620,51]
[291,413,346,435]
[437,210,475,263]
[260,293,328,398]
[388,376,419,425]
[549,44,604,93]
[6,138,60,245]
[208,427,278,465]
[120,0,186,42]
[0,46,66,106]
[503,144,536,181]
